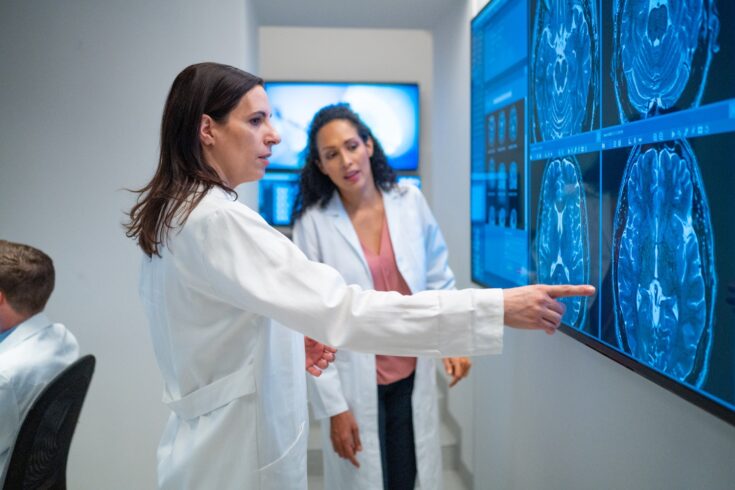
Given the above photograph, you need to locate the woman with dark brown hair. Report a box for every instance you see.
[125,62,593,490]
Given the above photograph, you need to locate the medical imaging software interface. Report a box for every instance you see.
[471,0,735,421]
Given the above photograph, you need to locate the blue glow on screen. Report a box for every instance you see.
[471,0,735,420]
[265,82,420,171]
[397,174,421,189]
[471,0,529,288]
[258,172,299,227]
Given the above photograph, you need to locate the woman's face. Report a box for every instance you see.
[201,85,281,186]
[315,119,374,196]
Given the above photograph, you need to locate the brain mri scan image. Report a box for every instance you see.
[612,0,720,122]
[536,156,590,328]
[509,105,519,142]
[531,0,599,141]
[509,161,519,190]
[612,140,717,385]
[488,114,496,148]
[498,110,507,145]
[487,158,497,191]
[498,162,508,193]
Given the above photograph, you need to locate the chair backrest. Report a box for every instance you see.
[2,354,96,490]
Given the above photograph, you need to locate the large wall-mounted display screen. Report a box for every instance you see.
[471,0,735,424]
[471,0,529,288]
[265,81,420,171]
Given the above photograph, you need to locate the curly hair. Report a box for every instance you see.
[291,103,397,221]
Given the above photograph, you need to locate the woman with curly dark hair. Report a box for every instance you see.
[292,104,474,490]
[292,103,397,220]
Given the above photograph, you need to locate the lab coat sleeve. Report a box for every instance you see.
[196,205,503,357]
[414,188,456,292]
[0,374,20,470]
[293,213,351,420]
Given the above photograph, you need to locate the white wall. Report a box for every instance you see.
[429,1,735,488]
[429,0,477,476]
[0,0,259,488]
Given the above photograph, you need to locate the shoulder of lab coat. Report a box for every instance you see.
[0,372,20,478]
[0,315,79,479]
[291,204,322,263]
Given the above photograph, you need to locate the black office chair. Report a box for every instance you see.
[2,354,96,490]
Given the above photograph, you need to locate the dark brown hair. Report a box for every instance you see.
[125,62,264,256]
[0,240,55,315]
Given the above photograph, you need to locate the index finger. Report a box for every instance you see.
[543,284,596,299]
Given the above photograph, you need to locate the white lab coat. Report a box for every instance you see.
[292,184,451,490]
[139,186,504,490]
[0,313,79,481]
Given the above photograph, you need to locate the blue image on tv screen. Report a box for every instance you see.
[470,0,529,288]
[258,172,300,227]
[265,82,420,171]
[472,0,735,424]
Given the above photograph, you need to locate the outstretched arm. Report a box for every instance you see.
[503,284,596,333]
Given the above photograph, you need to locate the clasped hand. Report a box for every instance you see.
[305,336,336,377]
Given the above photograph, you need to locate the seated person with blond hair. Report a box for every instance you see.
[0,240,79,479]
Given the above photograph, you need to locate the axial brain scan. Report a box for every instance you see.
[536,156,590,328]
[612,141,717,385]
[613,0,720,121]
[532,0,599,141]
[498,110,507,145]
[488,115,496,148]
[509,105,518,142]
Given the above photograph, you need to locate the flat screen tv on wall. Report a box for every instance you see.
[264,81,420,171]
[471,0,735,425]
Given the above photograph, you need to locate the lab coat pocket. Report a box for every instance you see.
[258,420,308,490]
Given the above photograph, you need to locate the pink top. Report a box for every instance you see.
[358,216,417,385]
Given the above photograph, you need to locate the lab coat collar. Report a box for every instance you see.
[323,187,406,284]
[207,185,238,202]
[324,192,369,275]
[382,188,414,291]
[0,312,52,354]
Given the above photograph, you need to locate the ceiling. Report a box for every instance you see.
[252,0,465,30]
